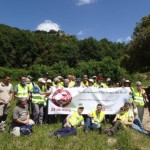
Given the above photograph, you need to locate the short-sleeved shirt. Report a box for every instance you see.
[0,82,13,103]
[12,105,29,127]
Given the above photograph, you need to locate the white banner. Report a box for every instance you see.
[48,87,131,115]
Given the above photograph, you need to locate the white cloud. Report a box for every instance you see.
[77,30,84,35]
[125,36,132,43]
[117,36,132,43]
[36,20,60,32]
[117,38,123,43]
[77,0,95,6]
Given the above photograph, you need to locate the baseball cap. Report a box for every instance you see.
[136,81,141,86]
[78,103,84,109]
[93,76,97,79]
[54,77,60,82]
[47,79,52,83]
[88,79,94,83]
[106,78,111,82]
[125,80,130,83]
[38,78,46,83]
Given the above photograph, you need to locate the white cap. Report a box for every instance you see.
[78,103,84,109]
[64,79,69,83]
[47,79,52,83]
[89,79,94,83]
[38,78,46,83]
[54,77,60,82]
[57,76,63,79]
[106,78,111,82]
[125,80,130,83]
[93,76,97,79]
[136,81,141,86]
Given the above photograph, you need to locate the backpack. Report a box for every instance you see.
[20,125,32,135]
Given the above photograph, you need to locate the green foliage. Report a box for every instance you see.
[123,14,150,73]
[0,67,29,80]
[0,24,127,69]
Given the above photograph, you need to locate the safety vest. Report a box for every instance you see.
[133,88,145,106]
[116,113,127,122]
[52,82,63,88]
[125,109,134,121]
[17,84,29,98]
[101,83,108,88]
[32,85,46,105]
[94,82,99,87]
[81,81,89,87]
[91,110,105,124]
[69,81,75,88]
[69,111,84,127]
[28,82,34,92]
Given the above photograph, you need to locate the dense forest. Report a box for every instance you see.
[0,14,150,81]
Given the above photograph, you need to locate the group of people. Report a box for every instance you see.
[50,102,149,139]
[0,73,149,138]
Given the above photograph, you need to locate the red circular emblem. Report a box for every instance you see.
[52,89,72,107]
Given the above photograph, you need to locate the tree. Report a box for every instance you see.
[126,15,150,72]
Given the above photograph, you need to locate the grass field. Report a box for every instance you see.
[0,80,150,150]
[0,122,150,150]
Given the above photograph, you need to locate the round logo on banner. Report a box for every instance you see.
[52,89,72,107]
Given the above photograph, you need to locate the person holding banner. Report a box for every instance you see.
[49,104,84,139]
[84,104,105,134]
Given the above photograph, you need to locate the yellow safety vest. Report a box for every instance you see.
[32,85,46,105]
[125,109,134,121]
[69,81,75,88]
[116,113,127,122]
[94,82,99,87]
[81,81,89,87]
[133,88,145,106]
[69,111,84,127]
[101,83,108,88]
[17,84,29,98]
[91,110,105,124]
[28,82,34,92]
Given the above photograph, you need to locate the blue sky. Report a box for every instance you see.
[0,0,150,42]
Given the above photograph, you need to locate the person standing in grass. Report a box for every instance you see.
[31,78,50,125]
[14,75,30,110]
[0,75,13,131]
[49,104,84,139]
[133,81,147,122]
[84,104,105,134]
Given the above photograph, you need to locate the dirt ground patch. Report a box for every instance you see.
[143,108,150,130]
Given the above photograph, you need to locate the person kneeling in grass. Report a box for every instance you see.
[107,106,128,136]
[10,97,34,137]
[49,104,84,139]
[84,104,105,134]
[124,102,149,135]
